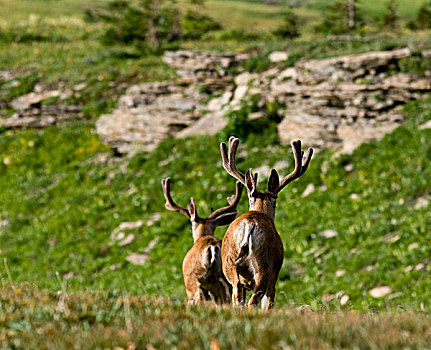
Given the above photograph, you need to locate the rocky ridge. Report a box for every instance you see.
[2,48,430,155]
[96,48,431,155]
[96,51,250,154]
[0,80,82,129]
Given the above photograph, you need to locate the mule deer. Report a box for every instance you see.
[161,177,244,305]
[220,136,313,309]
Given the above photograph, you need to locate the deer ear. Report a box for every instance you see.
[245,169,257,196]
[212,212,238,227]
[268,169,279,194]
[188,198,198,221]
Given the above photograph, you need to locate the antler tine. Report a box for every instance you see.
[161,177,191,219]
[299,147,313,176]
[277,140,313,193]
[220,136,246,185]
[208,181,244,219]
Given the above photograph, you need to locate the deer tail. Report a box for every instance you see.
[234,221,257,264]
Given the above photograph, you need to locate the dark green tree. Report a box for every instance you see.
[181,10,221,40]
[381,0,399,30]
[314,0,363,35]
[91,0,220,52]
[407,1,431,30]
[273,8,300,39]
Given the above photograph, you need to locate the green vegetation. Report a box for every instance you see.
[0,73,39,102]
[314,0,360,35]
[2,287,431,349]
[1,0,431,347]
[273,8,301,39]
[222,96,281,142]
[407,0,431,30]
[381,0,400,30]
[1,94,430,309]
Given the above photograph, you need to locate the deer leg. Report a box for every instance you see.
[248,274,268,309]
[261,284,276,310]
[190,288,205,305]
[203,289,212,302]
[232,282,246,307]
[218,277,232,304]
[215,280,232,305]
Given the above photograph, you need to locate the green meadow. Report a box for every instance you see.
[1,0,431,348]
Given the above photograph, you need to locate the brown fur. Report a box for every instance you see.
[183,236,230,304]
[222,211,283,309]
[220,137,313,309]
[161,178,243,305]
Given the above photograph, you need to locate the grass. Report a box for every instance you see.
[179,0,285,30]
[2,286,431,349]
[1,94,430,310]
[1,0,431,347]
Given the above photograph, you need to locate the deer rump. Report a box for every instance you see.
[222,212,284,291]
[182,236,230,302]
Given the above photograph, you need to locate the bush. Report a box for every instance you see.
[407,1,431,30]
[239,54,272,73]
[96,0,179,52]
[381,0,399,30]
[94,0,220,51]
[181,10,221,40]
[398,56,431,76]
[0,25,67,44]
[314,0,363,35]
[202,28,270,42]
[273,9,300,39]
[314,1,349,35]
[100,6,146,45]
[0,73,39,101]
[222,95,281,143]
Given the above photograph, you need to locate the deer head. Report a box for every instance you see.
[220,136,313,220]
[161,177,244,241]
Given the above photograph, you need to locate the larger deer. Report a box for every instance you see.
[161,177,243,305]
[220,136,313,309]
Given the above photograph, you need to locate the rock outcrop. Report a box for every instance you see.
[162,50,249,91]
[224,48,430,153]
[96,82,207,154]
[270,49,430,152]
[96,49,431,154]
[97,51,250,154]
[1,82,81,129]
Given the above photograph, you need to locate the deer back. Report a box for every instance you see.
[183,235,232,304]
[221,211,283,289]
[183,236,223,293]
[161,177,242,304]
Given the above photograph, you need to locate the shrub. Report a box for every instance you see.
[222,95,281,144]
[314,0,363,35]
[407,1,431,30]
[99,5,147,45]
[202,28,271,42]
[94,0,220,51]
[273,9,300,39]
[96,0,179,52]
[0,25,67,44]
[239,54,272,73]
[181,10,221,40]
[381,0,399,30]
[0,73,39,101]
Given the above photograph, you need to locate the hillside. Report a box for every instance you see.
[1,0,431,348]
[1,92,430,307]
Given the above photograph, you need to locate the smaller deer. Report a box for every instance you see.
[161,177,244,305]
[220,137,313,309]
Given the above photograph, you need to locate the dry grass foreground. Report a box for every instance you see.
[1,286,431,349]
